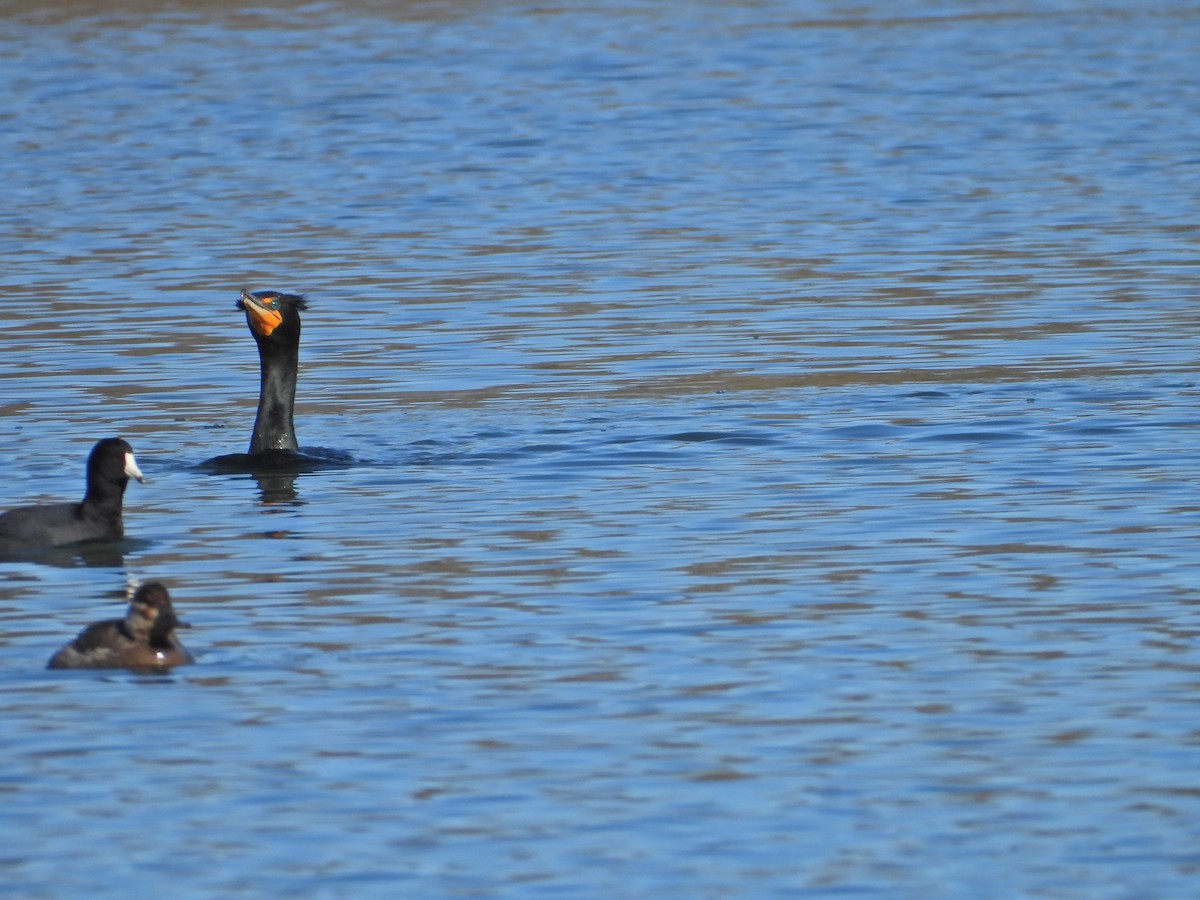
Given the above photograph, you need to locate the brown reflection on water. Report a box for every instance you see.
[0,0,482,24]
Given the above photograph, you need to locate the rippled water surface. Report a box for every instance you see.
[3,1,1200,896]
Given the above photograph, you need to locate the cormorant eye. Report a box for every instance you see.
[265,297,280,310]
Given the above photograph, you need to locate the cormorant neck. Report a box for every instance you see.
[250,336,300,454]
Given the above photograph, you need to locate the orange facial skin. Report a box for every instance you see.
[240,291,284,337]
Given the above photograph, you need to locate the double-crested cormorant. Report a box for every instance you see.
[205,289,350,473]
[239,288,307,454]
[47,581,193,670]
[0,438,144,552]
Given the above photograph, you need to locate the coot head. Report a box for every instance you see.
[88,437,144,488]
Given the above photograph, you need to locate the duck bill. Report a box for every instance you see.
[124,452,145,484]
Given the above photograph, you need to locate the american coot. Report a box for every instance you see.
[47,581,193,671]
[0,437,144,552]
[239,288,307,454]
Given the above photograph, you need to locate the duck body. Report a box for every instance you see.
[48,582,193,671]
[0,438,144,553]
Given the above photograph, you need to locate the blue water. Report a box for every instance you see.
[2,1,1200,896]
